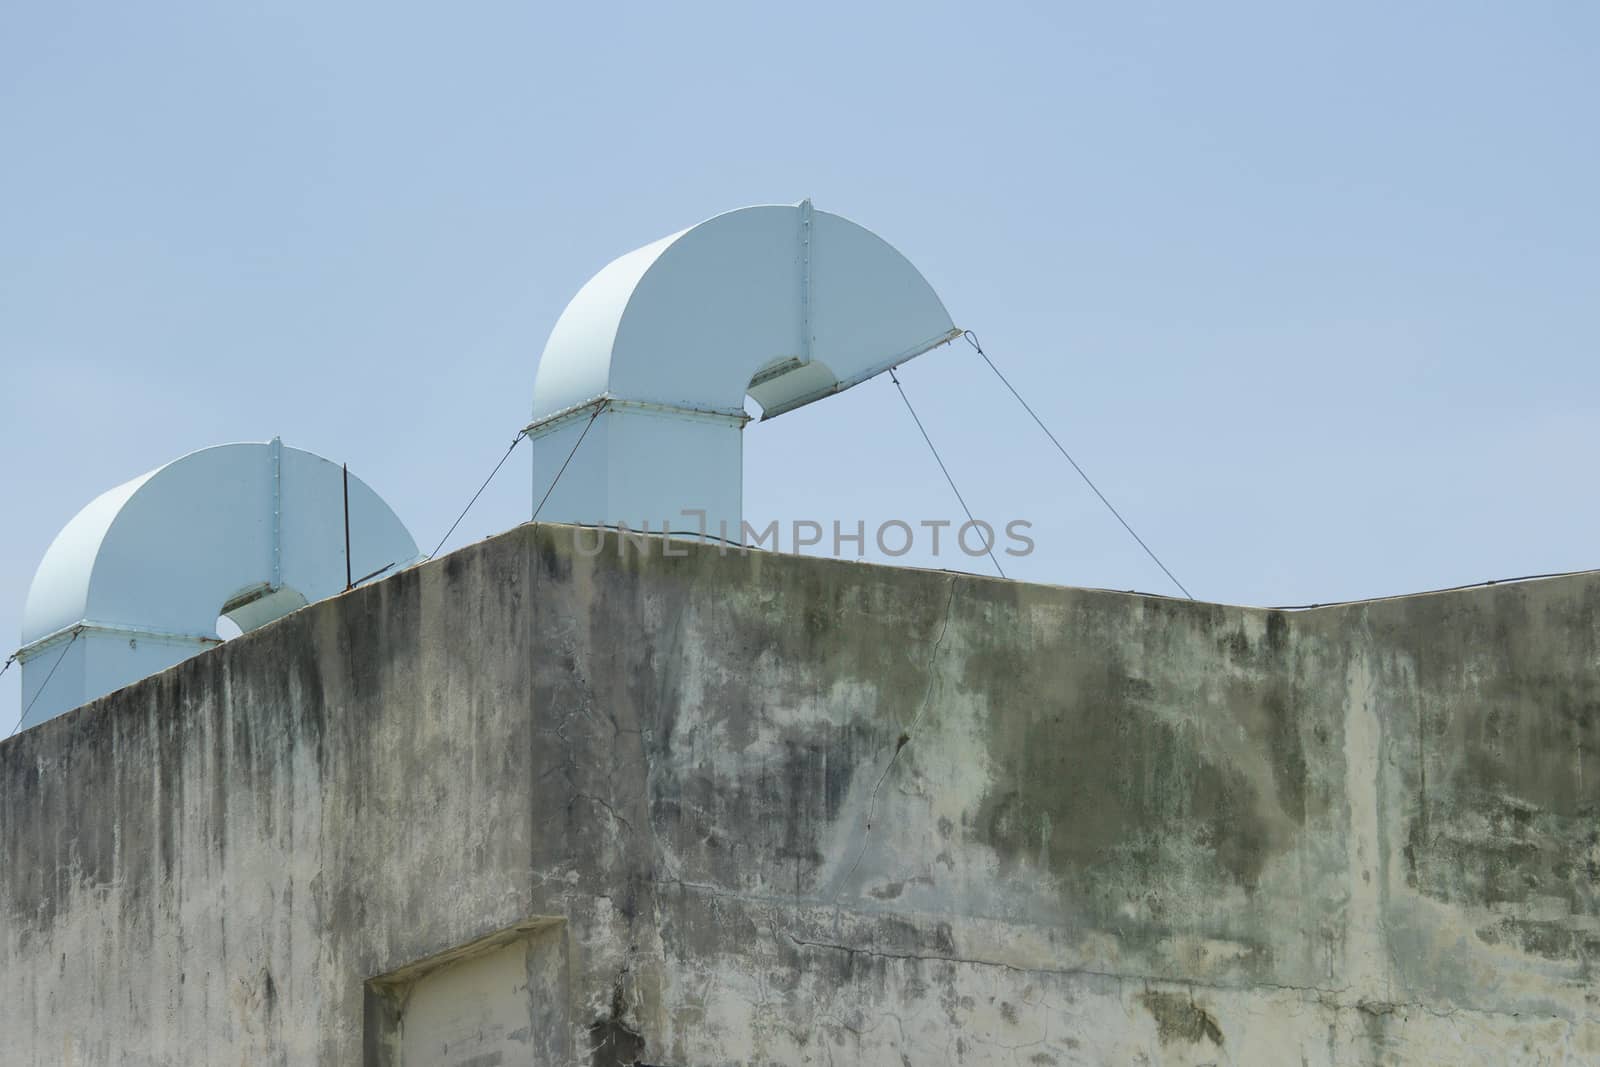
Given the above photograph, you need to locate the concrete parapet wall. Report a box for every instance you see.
[2,524,1596,1064]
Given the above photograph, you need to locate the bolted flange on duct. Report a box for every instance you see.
[526,201,960,539]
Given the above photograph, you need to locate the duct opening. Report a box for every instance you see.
[218,583,310,635]
[745,356,846,420]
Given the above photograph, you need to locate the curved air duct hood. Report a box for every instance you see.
[17,440,419,728]
[12,204,951,727]
[527,201,960,536]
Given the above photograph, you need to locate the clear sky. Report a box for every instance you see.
[2,2,1596,734]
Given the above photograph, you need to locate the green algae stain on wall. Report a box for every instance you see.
[960,588,1328,960]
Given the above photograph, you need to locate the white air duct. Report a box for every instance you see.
[527,201,959,536]
[17,440,419,728]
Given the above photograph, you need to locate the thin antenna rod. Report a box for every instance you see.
[343,463,352,592]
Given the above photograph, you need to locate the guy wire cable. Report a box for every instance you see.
[888,367,1007,579]
[964,330,1192,599]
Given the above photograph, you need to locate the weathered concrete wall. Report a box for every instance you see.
[1,524,1596,1065]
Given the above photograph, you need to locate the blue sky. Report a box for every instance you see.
[2,2,1597,732]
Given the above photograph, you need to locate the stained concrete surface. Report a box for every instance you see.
[2,523,1596,1064]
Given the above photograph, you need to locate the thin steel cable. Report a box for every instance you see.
[428,430,531,560]
[8,631,77,738]
[964,330,1192,600]
[351,561,398,587]
[532,401,607,523]
[887,368,1007,579]
[1265,569,1600,611]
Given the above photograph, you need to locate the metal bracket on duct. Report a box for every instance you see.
[16,439,419,729]
[526,201,961,536]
